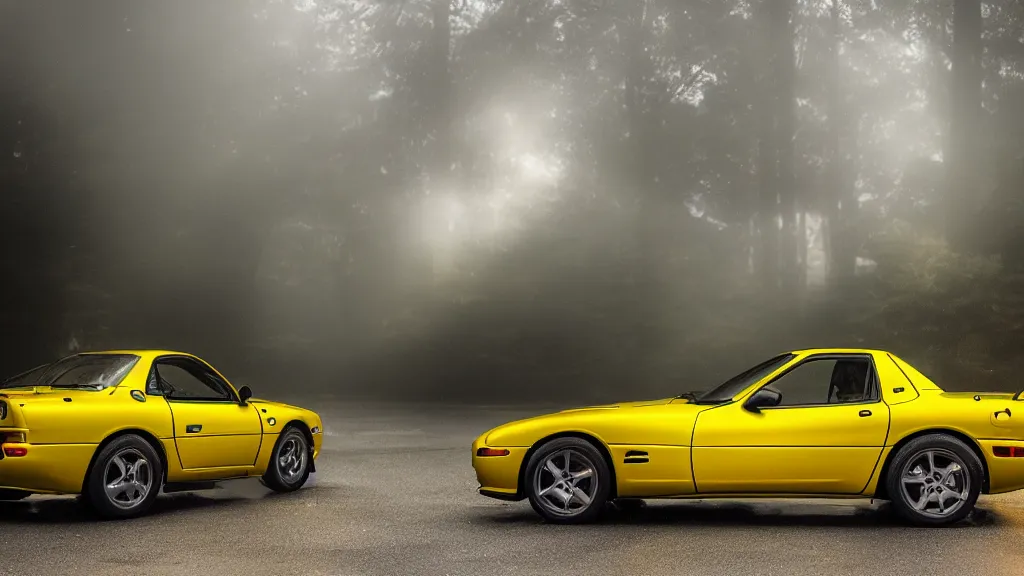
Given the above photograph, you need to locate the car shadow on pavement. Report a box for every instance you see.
[484,500,1003,529]
[0,493,246,524]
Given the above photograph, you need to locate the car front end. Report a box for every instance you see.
[472,430,529,501]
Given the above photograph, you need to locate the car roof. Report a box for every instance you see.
[789,348,891,355]
[79,350,197,361]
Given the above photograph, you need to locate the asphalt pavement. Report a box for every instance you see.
[2,399,1024,576]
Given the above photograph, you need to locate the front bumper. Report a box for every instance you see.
[471,436,528,500]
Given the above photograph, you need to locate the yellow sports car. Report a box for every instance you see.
[472,348,1024,526]
[0,350,323,518]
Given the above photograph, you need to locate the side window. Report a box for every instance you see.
[154,361,233,401]
[764,357,875,407]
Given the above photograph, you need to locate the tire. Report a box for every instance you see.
[262,425,312,493]
[84,434,163,519]
[0,489,31,501]
[524,437,612,524]
[885,434,983,526]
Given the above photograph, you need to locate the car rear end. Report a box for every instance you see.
[0,395,35,492]
[0,393,93,495]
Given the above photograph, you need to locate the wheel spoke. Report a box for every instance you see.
[545,460,562,477]
[572,468,593,482]
[110,455,127,483]
[912,490,932,511]
[902,476,926,485]
[549,486,571,506]
[572,489,592,506]
[926,451,936,475]
[938,463,961,486]
[563,450,571,473]
[938,489,964,507]
[105,480,126,500]
[133,480,149,500]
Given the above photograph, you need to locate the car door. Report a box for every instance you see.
[691,353,890,494]
[150,356,263,469]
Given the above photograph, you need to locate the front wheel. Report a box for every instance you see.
[262,426,312,492]
[885,434,983,526]
[524,437,611,524]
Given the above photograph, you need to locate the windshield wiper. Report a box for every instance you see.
[676,391,703,402]
[51,384,103,390]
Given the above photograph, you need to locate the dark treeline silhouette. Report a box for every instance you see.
[1,0,1023,403]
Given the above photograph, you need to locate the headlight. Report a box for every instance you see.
[0,401,7,420]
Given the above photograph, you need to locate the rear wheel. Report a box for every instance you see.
[524,437,611,524]
[84,434,163,519]
[0,489,31,501]
[262,425,312,492]
[885,434,983,526]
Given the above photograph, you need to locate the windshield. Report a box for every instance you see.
[693,353,795,404]
[1,354,140,390]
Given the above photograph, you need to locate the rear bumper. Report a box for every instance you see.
[981,439,1024,494]
[0,443,96,494]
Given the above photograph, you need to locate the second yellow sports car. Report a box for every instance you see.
[0,350,323,518]
[472,348,1024,526]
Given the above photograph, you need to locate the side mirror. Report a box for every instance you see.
[238,385,252,405]
[744,388,781,413]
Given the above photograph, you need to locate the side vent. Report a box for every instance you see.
[623,450,649,464]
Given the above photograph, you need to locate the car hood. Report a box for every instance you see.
[249,398,307,411]
[558,397,681,412]
[482,396,703,447]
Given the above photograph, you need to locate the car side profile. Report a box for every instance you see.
[0,350,323,518]
[471,348,1024,526]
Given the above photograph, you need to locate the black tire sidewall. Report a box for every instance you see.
[524,437,612,524]
[262,426,311,492]
[885,434,983,526]
[86,434,163,519]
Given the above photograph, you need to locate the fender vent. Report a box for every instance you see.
[624,450,649,464]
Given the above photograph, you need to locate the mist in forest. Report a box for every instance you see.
[1,0,1022,403]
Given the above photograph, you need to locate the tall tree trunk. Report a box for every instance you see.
[947,0,983,250]
[757,108,780,290]
[827,0,856,282]
[773,0,799,293]
[425,0,454,280]
[755,0,780,290]
[624,1,660,284]
[429,0,453,178]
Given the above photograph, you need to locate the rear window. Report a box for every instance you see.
[1,354,140,390]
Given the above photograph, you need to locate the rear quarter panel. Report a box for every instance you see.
[885,391,1024,494]
[3,387,173,493]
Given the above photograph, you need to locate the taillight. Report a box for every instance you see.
[2,445,27,457]
[992,446,1024,458]
[476,448,510,457]
[1,432,25,444]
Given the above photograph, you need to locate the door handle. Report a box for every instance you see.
[185,424,202,433]
[859,410,872,417]
[995,408,1012,418]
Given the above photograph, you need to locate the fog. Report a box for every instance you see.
[1,0,1023,403]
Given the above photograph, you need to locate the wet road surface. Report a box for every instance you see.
[1,400,1023,576]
